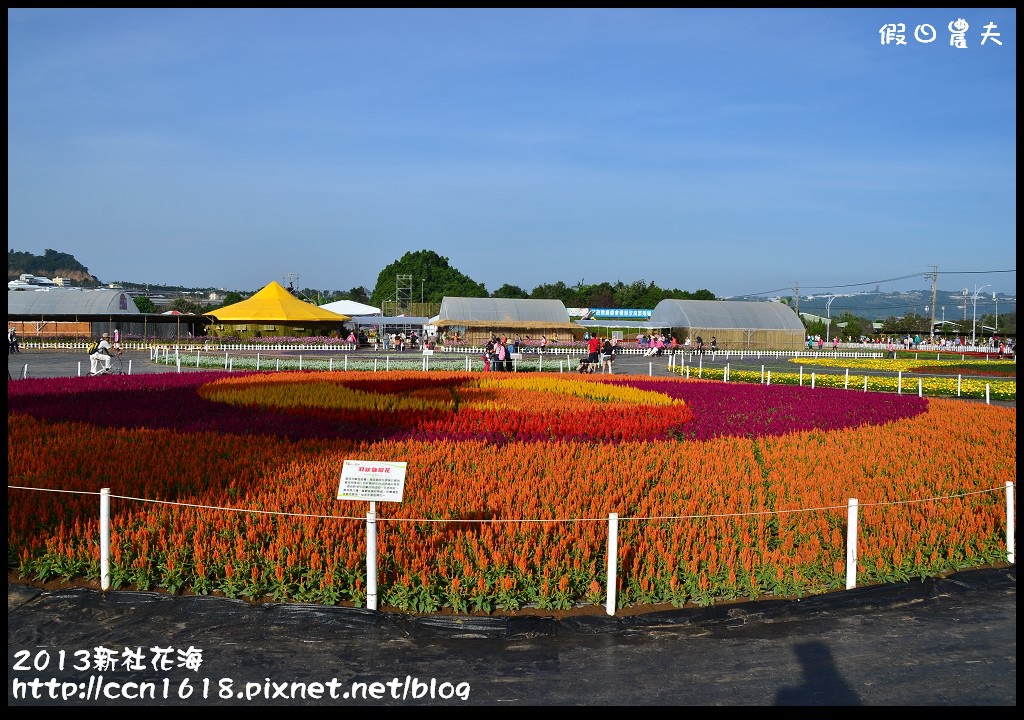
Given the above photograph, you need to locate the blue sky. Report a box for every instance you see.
[7,8,1017,299]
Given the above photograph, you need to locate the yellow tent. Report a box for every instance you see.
[205,282,351,323]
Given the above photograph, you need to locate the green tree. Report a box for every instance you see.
[370,250,486,309]
[834,311,871,341]
[529,281,575,305]
[492,283,529,299]
[133,296,158,314]
[171,298,212,315]
[217,292,244,308]
[583,282,616,308]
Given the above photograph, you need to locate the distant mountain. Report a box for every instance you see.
[743,289,1017,323]
[8,249,98,285]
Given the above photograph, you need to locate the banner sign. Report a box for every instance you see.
[337,460,406,502]
[567,307,653,319]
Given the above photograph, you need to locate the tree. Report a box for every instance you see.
[880,313,931,336]
[492,283,529,299]
[170,298,211,315]
[133,296,158,314]
[217,292,244,308]
[370,250,486,308]
[529,281,575,304]
[834,311,871,341]
[583,282,616,308]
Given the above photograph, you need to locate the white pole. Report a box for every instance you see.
[811,372,815,389]
[366,501,377,611]
[606,513,618,616]
[100,488,111,591]
[864,375,868,392]
[276,359,280,371]
[224,352,228,369]
[1006,482,1015,565]
[723,363,728,382]
[845,368,849,389]
[799,367,803,386]
[898,371,902,394]
[196,352,200,368]
[386,356,389,372]
[957,375,961,397]
[329,357,333,372]
[767,370,771,385]
[986,384,990,404]
[228,358,232,372]
[299,355,303,371]
[78,361,82,376]
[649,361,653,376]
[760,364,764,383]
[256,353,260,371]
[918,378,923,397]
[845,498,858,590]
[128,359,133,375]
[177,356,182,373]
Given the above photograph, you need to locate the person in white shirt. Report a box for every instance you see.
[90,332,119,375]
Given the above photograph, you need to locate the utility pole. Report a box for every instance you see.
[792,282,799,317]
[924,266,938,341]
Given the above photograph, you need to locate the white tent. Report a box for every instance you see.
[319,299,381,316]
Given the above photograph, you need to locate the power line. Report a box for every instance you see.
[743,268,1015,298]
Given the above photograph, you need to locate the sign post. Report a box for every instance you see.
[337,460,407,611]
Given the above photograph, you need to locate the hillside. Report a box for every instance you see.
[8,249,97,285]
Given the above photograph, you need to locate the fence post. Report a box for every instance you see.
[606,513,618,616]
[845,498,858,590]
[366,501,377,611]
[1007,482,1016,565]
[100,488,111,591]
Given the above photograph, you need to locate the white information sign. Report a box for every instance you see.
[337,460,406,502]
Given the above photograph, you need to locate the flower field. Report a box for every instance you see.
[7,370,1016,614]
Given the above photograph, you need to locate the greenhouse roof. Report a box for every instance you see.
[648,299,805,331]
[434,297,577,329]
